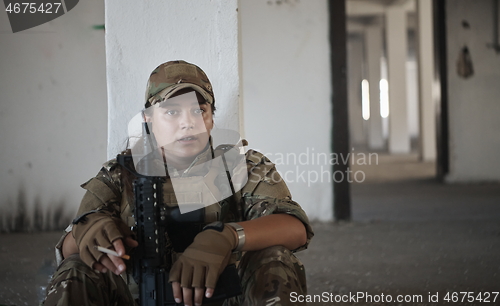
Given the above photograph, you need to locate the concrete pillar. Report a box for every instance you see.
[347,35,367,147]
[104,0,241,159]
[417,0,437,161]
[386,5,411,153]
[365,26,385,150]
[240,0,331,221]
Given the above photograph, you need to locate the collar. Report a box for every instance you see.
[165,143,214,177]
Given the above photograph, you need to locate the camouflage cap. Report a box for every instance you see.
[145,60,214,108]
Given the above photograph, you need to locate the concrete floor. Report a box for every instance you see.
[1,154,500,306]
[296,154,500,305]
[298,182,500,305]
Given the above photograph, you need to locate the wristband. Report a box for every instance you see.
[227,223,245,252]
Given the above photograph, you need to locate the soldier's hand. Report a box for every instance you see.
[171,282,214,306]
[92,236,138,275]
[72,210,136,275]
[169,224,238,306]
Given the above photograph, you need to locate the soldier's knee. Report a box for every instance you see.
[236,246,307,305]
[241,245,287,261]
[43,254,109,305]
[252,245,290,258]
[54,254,101,279]
[239,245,307,292]
[240,245,301,271]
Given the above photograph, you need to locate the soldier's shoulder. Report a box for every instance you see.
[102,158,119,172]
[245,149,273,166]
[102,149,131,172]
[85,150,132,189]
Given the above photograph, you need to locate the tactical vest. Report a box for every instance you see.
[118,145,243,254]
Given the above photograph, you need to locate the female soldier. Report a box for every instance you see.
[43,60,314,306]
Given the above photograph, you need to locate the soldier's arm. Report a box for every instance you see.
[240,150,314,252]
[59,160,133,274]
[60,169,122,260]
[233,213,307,251]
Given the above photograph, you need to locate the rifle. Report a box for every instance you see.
[117,119,241,306]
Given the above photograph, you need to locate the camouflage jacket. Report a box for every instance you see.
[56,147,314,267]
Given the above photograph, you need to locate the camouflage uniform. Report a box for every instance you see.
[43,148,313,306]
[43,60,314,306]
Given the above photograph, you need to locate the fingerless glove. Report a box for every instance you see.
[168,224,238,289]
[72,210,133,269]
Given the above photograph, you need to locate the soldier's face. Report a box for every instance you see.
[149,91,213,162]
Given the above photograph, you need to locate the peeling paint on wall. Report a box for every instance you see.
[0,186,72,233]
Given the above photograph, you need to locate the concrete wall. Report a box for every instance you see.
[0,0,107,230]
[0,0,343,225]
[417,0,437,161]
[105,0,240,158]
[240,0,332,221]
[445,0,500,182]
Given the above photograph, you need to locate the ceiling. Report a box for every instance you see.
[347,0,416,32]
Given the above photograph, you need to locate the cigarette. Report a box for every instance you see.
[96,246,130,260]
